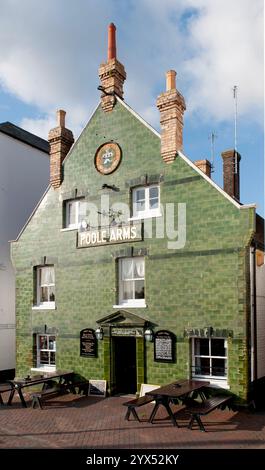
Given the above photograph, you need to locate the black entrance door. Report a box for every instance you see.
[113,337,136,394]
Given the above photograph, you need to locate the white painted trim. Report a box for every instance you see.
[117,97,161,138]
[118,98,255,212]
[128,213,162,222]
[10,104,101,243]
[32,304,56,311]
[239,203,257,209]
[191,377,230,389]
[113,304,146,309]
[11,98,256,244]
[62,102,101,166]
[178,150,243,209]
[60,227,77,232]
[31,366,56,373]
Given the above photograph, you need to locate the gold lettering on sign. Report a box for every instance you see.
[78,223,142,248]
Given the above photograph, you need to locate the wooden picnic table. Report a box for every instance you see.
[146,379,210,426]
[6,370,74,408]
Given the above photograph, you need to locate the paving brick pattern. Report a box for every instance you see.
[0,393,264,449]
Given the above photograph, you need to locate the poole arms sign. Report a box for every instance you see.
[77,222,142,248]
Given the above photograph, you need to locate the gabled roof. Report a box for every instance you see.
[97,310,148,327]
[0,121,49,154]
[11,97,257,244]
[116,96,256,211]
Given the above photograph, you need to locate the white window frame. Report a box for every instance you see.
[130,185,161,220]
[117,257,146,308]
[35,266,55,309]
[192,337,228,384]
[65,199,87,229]
[36,334,56,371]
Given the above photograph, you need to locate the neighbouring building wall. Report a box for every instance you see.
[256,263,265,379]
[0,132,49,375]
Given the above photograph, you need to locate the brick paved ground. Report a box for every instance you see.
[0,390,264,449]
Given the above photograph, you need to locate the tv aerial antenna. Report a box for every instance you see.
[233,85,238,174]
[208,131,217,173]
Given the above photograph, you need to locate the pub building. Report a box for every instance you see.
[11,24,265,404]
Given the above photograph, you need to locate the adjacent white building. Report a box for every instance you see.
[0,122,49,379]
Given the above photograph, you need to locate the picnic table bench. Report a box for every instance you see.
[123,395,154,422]
[185,395,232,432]
[31,383,69,409]
[0,383,13,405]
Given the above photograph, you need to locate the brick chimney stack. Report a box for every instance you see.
[98,23,126,112]
[157,70,186,163]
[221,149,241,201]
[48,110,74,189]
[194,159,212,178]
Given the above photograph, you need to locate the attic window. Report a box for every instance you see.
[64,199,88,229]
[130,185,161,220]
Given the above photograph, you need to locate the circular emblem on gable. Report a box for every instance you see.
[95,142,122,175]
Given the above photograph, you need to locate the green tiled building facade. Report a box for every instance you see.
[11,28,264,403]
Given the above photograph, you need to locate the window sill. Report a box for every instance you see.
[128,213,162,221]
[192,377,230,389]
[31,367,56,373]
[32,304,56,310]
[113,303,147,309]
[61,227,78,232]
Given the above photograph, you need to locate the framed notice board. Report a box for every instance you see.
[80,328,97,358]
[154,330,175,363]
[89,380,107,397]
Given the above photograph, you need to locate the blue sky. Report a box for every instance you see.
[0,0,263,215]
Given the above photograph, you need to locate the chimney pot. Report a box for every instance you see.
[57,109,66,128]
[98,23,126,111]
[157,69,186,163]
[48,110,74,189]
[221,149,241,200]
[108,22,117,60]
[166,70,176,91]
[194,159,211,178]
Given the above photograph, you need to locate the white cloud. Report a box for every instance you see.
[0,0,263,138]
[182,0,264,122]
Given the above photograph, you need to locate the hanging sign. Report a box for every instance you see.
[154,330,175,363]
[80,328,97,358]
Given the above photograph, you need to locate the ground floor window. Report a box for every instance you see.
[192,337,227,380]
[37,334,56,370]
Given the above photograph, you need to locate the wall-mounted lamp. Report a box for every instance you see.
[95,327,104,341]
[144,328,153,342]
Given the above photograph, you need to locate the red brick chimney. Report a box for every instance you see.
[221,149,241,200]
[194,159,212,178]
[157,70,186,163]
[98,23,126,112]
[48,110,74,189]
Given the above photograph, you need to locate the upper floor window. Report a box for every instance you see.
[35,266,55,308]
[192,338,227,381]
[132,185,160,219]
[64,199,87,229]
[118,257,145,307]
[37,334,56,370]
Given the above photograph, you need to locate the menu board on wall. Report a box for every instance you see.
[80,328,97,358]
[154,330,175,363]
